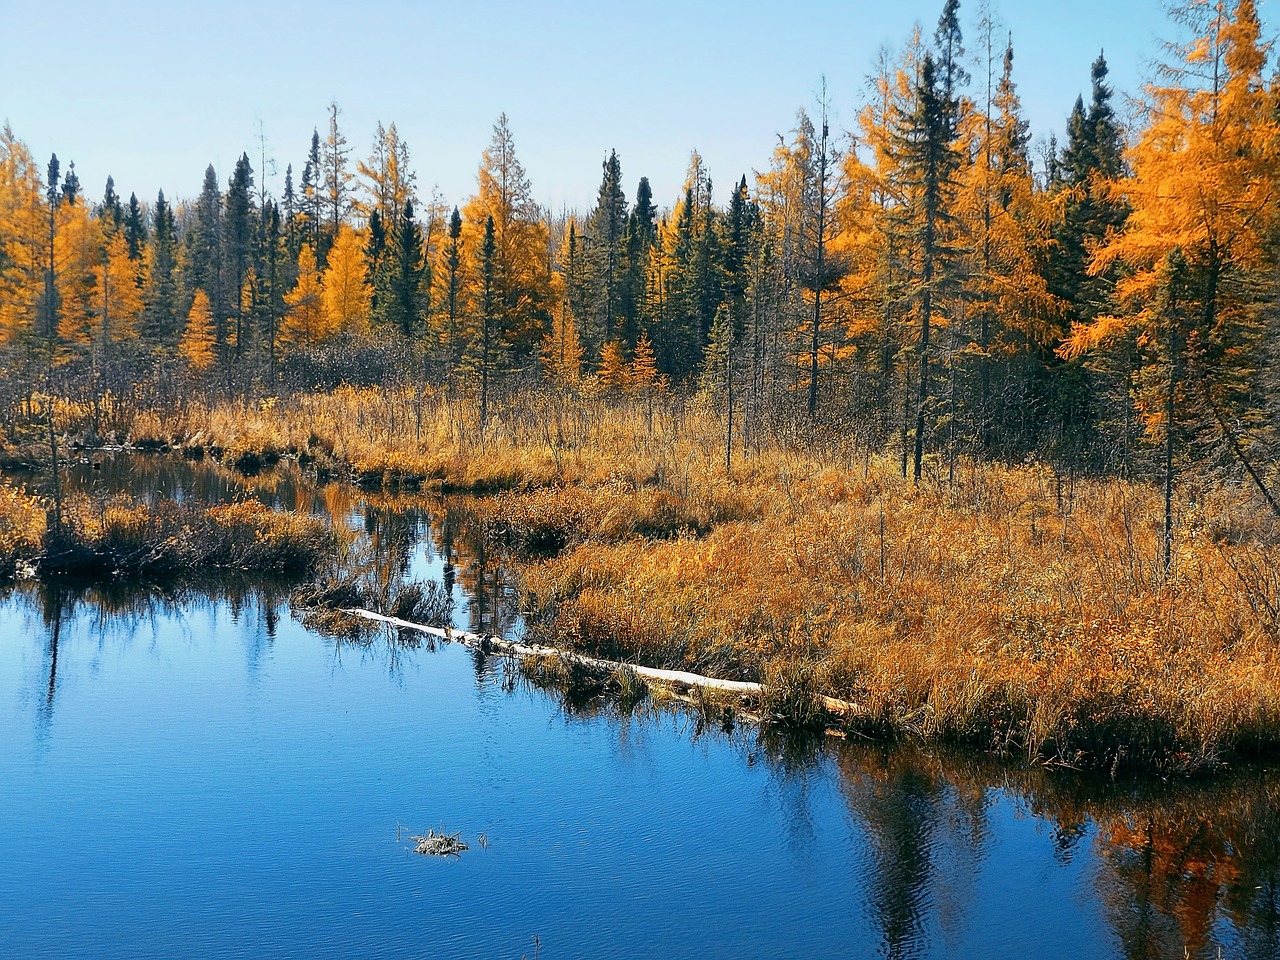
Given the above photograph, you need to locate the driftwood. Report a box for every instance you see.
[345,608,858,720]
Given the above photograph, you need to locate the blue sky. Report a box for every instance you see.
[1,1,1269,213]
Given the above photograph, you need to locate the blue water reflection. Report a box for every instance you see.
[1,457,1277,959]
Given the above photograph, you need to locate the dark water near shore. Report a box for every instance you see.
[2,455,1279,959]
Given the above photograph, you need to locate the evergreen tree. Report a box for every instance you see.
[387,201,427,339]
[99,176,123,236]
[60,161,80,206]
[622,176,657,346]
[301,131,323,255]
[476,215,498,432]
[225,153,256,357]
[901,52,962,482]
[261,201,284,380]
[1048,52,1131,468]
[123,192,146,261]
[442,207,464,380]
[40,153,61,343]
[186,164,225,352]
[586,150,628,355]
[933,0,969,137]
[141,190,178,343]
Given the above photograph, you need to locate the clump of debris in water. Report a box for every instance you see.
[404,827,469,857]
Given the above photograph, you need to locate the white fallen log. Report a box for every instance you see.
[343,607,858,718]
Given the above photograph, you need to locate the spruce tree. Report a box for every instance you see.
[142,190,178,344]
[622,177,657,346]
[225,153,256,358]
[477,215,497,434]
[388,201,427,339]
[901,52,961,482]
[587,150,628,354]
[99,176,124,236]
[187,165,224,352]
[123,192,146,261]
[444,207,464,382]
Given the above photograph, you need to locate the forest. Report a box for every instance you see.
[2,0,1280,773]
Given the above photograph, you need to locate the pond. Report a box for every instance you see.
[1,455,1278,959]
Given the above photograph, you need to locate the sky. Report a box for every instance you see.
[1,0,1273,214]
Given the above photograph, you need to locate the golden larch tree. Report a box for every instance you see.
[1062,0,1280,561]
[95,230,144,345]
[460,114,552,358]
[282,243,329,346]
[322,225,372,336]
[180,289,217,370]
[0,126,45,345]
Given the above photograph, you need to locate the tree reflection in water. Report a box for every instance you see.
[4,453,1278,959]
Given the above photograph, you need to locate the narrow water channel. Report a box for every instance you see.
[1,455,1277,959]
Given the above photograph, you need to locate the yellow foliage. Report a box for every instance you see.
[282,243,330,346]
[0,126,45,345]
[322,225,371,336]
[180,289,217,370]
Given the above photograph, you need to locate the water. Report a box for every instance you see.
[2,456,1278,959]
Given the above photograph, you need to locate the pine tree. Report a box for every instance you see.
[300,131,323,255]
[60,161,80,206]
[123,192,146,261]
[187,164,225,353]
[99,176,123,237]
[225,153,255,357]
[586,149,628,353]
[621,177,657,347]
[476,215,498,433]
[260,201,284,379]
[39,153,62,344]
[387,201,427,339]
[441,207,464,381]
[141,190,179,344]
[901,52,963,482]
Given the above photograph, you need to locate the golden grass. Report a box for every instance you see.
[84,387,1280,771]
[0,482,333,582]
[0,480,46,575]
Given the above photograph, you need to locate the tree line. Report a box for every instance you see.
[2,0,1278,515]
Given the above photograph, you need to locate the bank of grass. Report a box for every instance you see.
[518,460,1280,775]
[46,388,1280,771]
[0,481,333,583]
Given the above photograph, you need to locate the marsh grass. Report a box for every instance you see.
[31,387,1280,772]
[0,483,333,584]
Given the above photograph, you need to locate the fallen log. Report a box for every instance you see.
[344,608,859,720]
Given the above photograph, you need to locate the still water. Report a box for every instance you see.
[1,457,1278,959]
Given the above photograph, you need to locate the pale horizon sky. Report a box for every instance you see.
[2,0,1274,215]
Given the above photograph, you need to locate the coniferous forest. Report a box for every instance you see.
[1,0,1274,490]
[3,0,1280,776]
